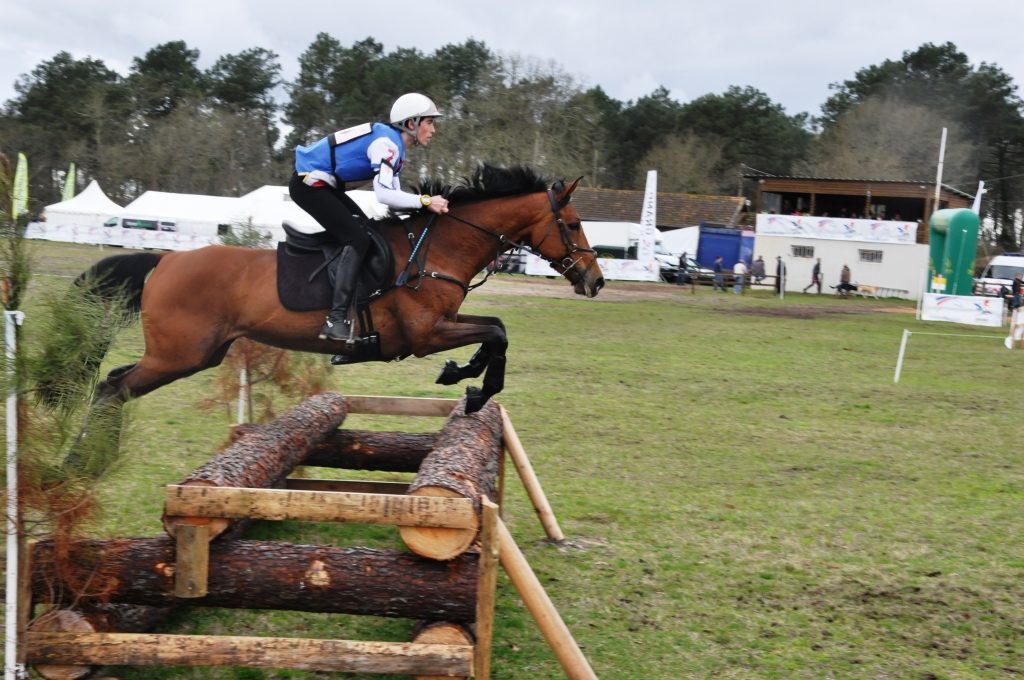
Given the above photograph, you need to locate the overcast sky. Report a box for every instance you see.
[3,0,1024,119]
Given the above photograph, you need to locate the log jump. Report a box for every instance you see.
[23,393,597,680]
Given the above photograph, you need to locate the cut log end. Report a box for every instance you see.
[29,610,96,680]
[412,622,474,680]
[399,486,479,561]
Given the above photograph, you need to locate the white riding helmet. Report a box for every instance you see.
[389,93,443,133]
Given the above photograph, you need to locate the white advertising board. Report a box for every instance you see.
[921,293,1004,327]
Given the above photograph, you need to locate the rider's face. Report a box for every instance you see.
[416,117,436,146]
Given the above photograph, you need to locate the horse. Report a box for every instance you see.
[55,164,604,467]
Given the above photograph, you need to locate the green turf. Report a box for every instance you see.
[3,241,1022,679]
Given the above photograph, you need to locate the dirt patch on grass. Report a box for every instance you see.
[476,275,917,315]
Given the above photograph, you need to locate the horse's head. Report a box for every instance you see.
[527,177,605,298]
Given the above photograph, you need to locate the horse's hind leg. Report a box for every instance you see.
[62,363,135,475]
[63,341,234,475]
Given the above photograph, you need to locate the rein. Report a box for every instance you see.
[426,188,596,292]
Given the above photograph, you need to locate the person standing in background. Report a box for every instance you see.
[732,258,747,294]
[774,256,786,294]
[803,257,822,294]
[713,256,725,292]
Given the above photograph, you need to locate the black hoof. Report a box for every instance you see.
[436,359,462,385]
[465,387,484,413]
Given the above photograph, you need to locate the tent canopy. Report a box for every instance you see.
[42,180,122,227]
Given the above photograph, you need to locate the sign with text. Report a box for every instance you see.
[756,214,916,244]
[921,293,1004,327]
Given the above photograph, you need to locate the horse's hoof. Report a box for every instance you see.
[465,387,484,413]
[436,359,462,385]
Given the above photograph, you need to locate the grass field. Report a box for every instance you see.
[3,241,1023,679]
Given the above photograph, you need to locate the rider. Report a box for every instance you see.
[290,92,450,343]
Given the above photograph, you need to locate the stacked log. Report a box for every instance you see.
[29,606,170,680]
[230,425,437,472]
[400,398,503,560]
[162,392,348,539]
[31,537,478,621]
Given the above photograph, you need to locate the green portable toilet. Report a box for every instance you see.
[928,209,979,296]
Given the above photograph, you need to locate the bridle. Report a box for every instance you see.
[437,183,597,291]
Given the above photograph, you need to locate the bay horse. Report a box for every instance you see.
[58,164,604,466]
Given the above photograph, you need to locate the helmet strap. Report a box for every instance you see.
[405,117,421,146]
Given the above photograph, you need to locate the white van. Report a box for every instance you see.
[973,253,1024,296]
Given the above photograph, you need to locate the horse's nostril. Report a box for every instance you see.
[595,277,605,291]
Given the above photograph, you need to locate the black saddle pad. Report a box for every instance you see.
[276,228,393,312]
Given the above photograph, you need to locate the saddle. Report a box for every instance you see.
[276,222,393,313]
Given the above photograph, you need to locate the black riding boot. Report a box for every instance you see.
[319,246,362,343]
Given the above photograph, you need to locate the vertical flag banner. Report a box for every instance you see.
[11,152,28,217]
[62,162,77,202]
[638,170,657,267]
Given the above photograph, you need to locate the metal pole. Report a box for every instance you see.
[894,328,910,384]
[4,309,26,680]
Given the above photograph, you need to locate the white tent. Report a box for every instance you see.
[237,186,388,240]
[659,226,699,257]
[121,191,240,238]
[40,180,121,228]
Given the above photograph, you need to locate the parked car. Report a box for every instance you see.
[104,216,177,232]
[487,251,526,274]
[973,253,1024,296]
[666,255,715,284]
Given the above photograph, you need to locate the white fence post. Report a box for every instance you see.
[894,329,910,384]
[4,309,27,680]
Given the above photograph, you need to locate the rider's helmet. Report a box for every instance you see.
[389,93,443,138]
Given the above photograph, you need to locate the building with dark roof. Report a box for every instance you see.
[746,174,973,241]
[572,187,746,231]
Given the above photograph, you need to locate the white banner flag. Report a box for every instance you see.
[637,170,657,267]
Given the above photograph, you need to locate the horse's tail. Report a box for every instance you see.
[34,252,164,409]
[75,252,165,314]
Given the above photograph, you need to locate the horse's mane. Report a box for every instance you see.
[422,163,552,203]
[374,163,553,225]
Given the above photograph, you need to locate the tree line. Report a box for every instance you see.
[2,37,1022,248]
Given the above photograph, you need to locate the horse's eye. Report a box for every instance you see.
[567,221,582,231]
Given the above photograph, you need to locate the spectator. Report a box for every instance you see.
[1012,271,1023,310]
[676,251,689,286]
[713,256,725,292]
[751,256,766,284]
[803,257,823,294]
[732,259,747,294]
[835,264,857,296]
[774,256,786,294]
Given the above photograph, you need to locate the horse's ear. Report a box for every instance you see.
[554,176,584,204]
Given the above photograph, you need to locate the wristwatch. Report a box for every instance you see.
[420,194,432,207]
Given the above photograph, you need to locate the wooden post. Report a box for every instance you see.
[497,520,597,680]
[173,524,209,598]
[473,499,500,680]
[500,407,564,542]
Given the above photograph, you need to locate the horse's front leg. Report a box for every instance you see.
[435,314,506,385]
[414,316,508,413]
